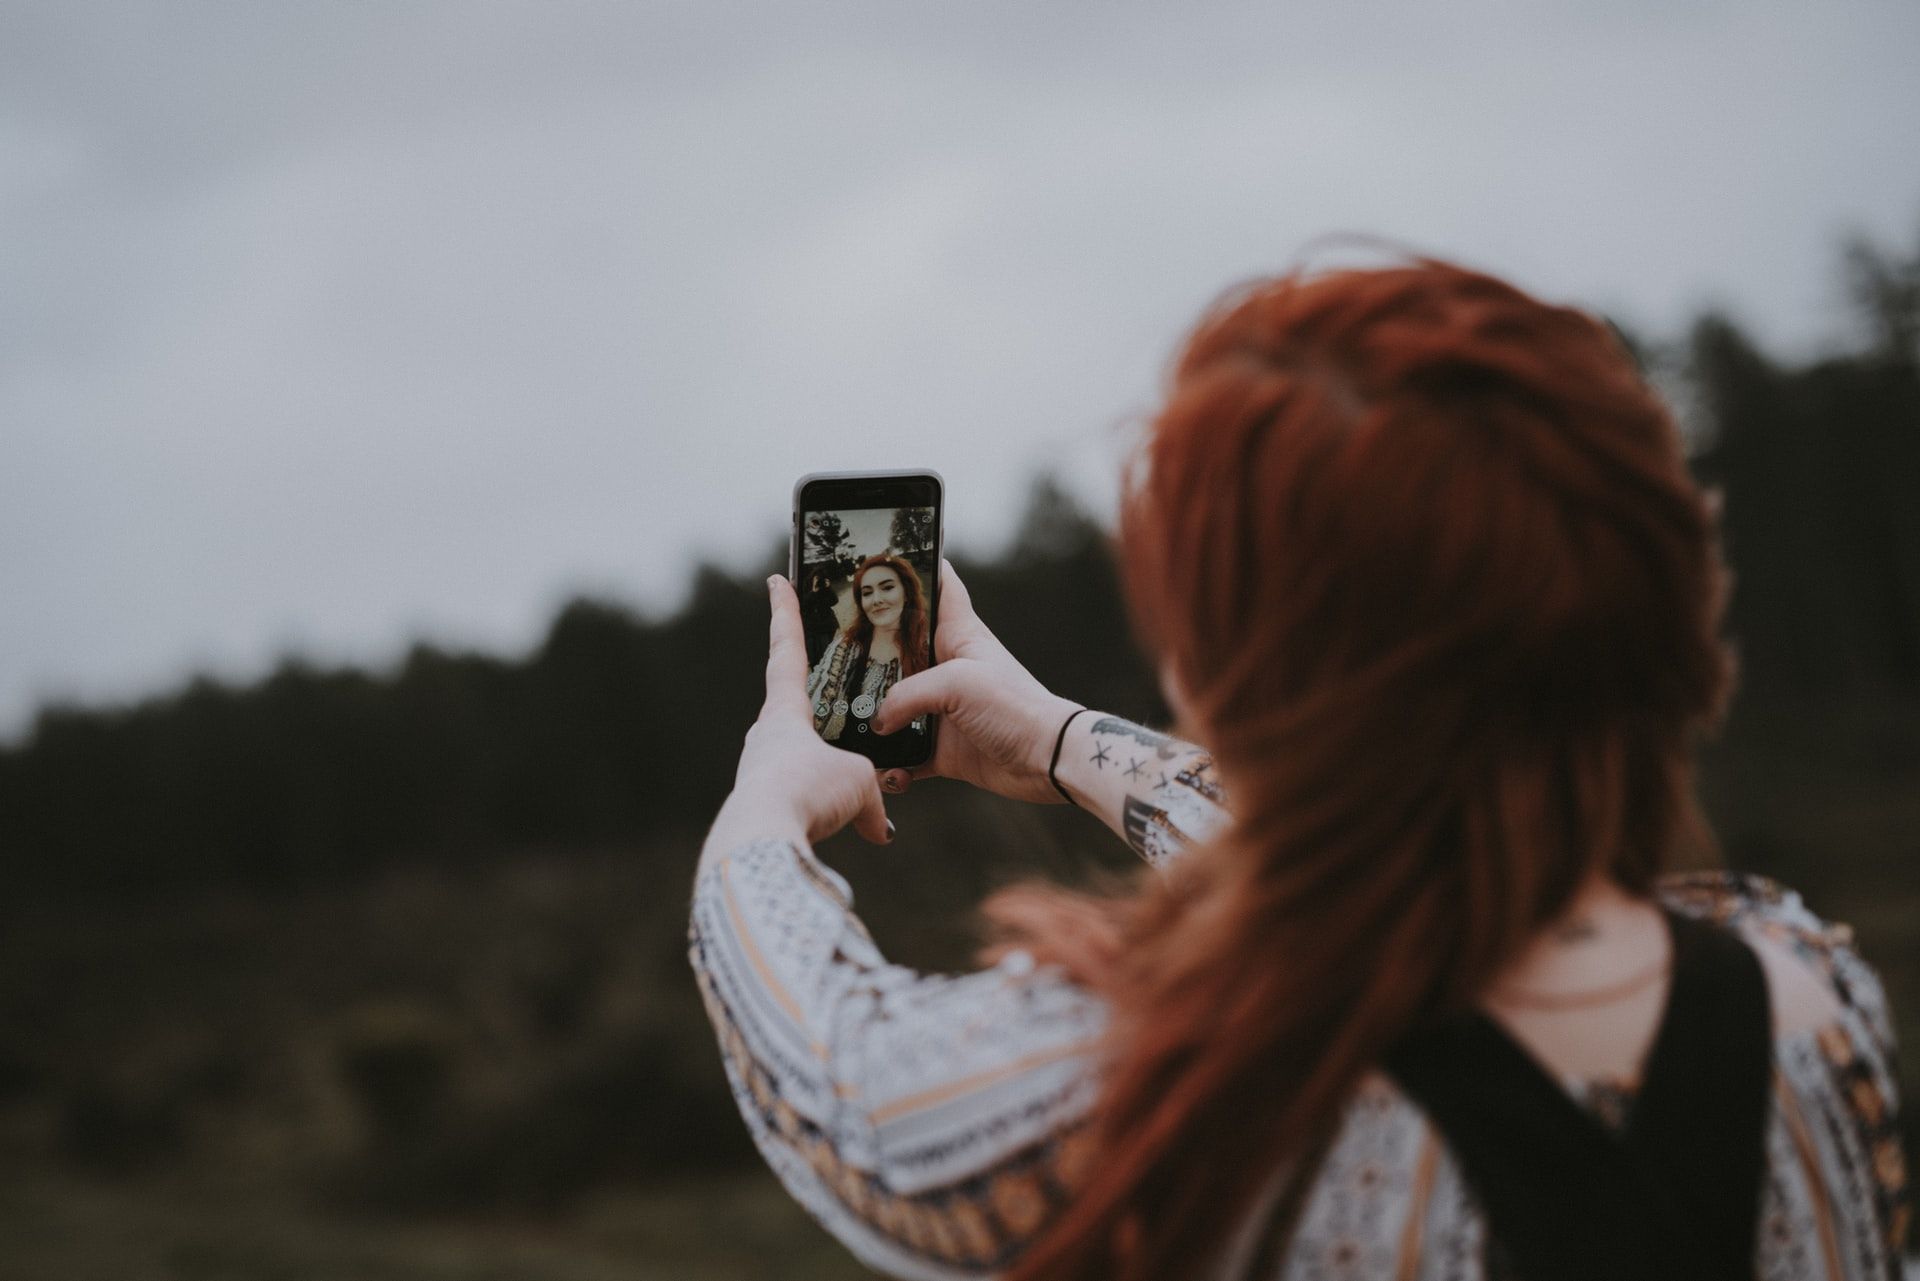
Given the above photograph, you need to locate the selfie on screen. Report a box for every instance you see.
[798,507,935,755]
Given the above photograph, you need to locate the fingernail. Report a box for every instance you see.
[880,774,899,793]
[767,575,779,593]
[884,819,896,843]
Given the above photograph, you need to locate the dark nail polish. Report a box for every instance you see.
[885,820,896,843]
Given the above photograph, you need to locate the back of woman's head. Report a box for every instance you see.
[992,259,1732,1281]
[1128,259,1731,908]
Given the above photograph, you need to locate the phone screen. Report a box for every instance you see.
[792,473,941,768]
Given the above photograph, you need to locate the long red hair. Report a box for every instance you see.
[985,260,1734,1280]
[840,553,932,679]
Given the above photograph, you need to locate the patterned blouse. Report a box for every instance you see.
[687,763,1910,1279]
[806,633,901,741]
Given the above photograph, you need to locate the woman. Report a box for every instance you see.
[805,553,931,750]
[691,262,1907,1279]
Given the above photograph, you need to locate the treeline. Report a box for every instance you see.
[1690,231,1920,694]
[2,229,1917,908]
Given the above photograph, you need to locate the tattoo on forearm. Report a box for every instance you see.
[1121,796,1189,866]
[1123,757,1144,780]
[1120,796,1163,856]
[1091,717,1181,761]
[1090,743,1112,769]
[1174,754,1225,804]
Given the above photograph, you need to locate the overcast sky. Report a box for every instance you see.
[4,1,1919,742]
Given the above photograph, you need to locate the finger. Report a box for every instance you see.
[850,775,894,845]
[879,768,912,795]
[871,664,966,734]
[761,575,812,720]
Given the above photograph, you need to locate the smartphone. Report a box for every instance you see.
[790,470,943,769]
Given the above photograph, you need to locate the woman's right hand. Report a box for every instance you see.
[869,560,1083,805]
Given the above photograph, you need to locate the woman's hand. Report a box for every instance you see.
[704,576,895,858]
[870,560,1082,805]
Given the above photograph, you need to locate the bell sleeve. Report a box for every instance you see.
[688,837,1109,1279]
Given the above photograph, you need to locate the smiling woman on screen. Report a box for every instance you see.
[805,553,931,748]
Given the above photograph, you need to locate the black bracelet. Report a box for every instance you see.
[1048,707,1093,807]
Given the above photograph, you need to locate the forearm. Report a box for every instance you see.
[1051,713,1230,867]
[688,832,1107,1278]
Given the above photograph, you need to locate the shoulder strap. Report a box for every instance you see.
[1383,908,1772,1281]
[1624,908,1776,1273]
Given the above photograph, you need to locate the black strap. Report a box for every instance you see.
[1623,910,1775,1266]
[1384,908,1773,1281]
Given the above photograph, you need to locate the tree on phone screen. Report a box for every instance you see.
[804,511,859,580]
[888,507,936,563]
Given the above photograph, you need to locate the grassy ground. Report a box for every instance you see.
[0,1166,869,1281]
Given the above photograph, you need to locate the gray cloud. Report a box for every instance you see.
[4,0,1919,738]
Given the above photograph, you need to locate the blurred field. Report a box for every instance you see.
[0,1166,866,1281]
[0,841,874,1279]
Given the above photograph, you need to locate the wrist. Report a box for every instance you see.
[1046,705,1095,806]
[702,789,809,870]
[1020,696,1081,796]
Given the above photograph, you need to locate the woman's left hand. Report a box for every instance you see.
[704,575,894,856]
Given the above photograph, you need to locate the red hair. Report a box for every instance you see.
[841,553,932,680]
[986,259,1733,1280]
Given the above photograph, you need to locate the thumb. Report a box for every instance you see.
[850,774,895,846]
[873,663,968,734]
